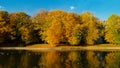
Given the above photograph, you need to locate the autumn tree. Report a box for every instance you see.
[0,11,11,43]
[41,10,67,46]
[68,24,82,45]
[32,10,48,43]
[9,12,33,44]
[80,12,99,45]
[8,13,18,42]
[62,13,82,45]
[1,10,117,46]
[40,10,83,46]
[105,14,120,44]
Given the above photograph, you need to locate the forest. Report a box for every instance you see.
[0,10,120,46]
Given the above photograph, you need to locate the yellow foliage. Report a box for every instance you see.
[0,11,10,43]
[80,12,99,45]
[105,14,120,44]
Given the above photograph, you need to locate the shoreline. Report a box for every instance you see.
[0,44,120,51]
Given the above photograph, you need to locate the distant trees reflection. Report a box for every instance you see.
[0,50,120,68]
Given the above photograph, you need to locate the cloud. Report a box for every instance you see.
[70,6,75,10]
[0,5,5,9]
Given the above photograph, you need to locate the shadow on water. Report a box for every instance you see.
[0,49,120,68]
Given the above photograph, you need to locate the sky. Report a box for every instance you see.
[0,0,120,20]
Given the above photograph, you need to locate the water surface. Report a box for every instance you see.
[0,49,119,68]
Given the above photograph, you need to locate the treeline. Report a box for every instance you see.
[0,10,119,46]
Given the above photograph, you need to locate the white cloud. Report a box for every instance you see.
[70,6,75,10]
[0,6,2,8]
[0,5,4,9]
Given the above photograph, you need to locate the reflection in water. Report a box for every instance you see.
[105,52,120,68]
[38,52,47,68]
[0,50,120,68]
[87,51,99,68]
[46,51,61,68]
[67,51,83,68]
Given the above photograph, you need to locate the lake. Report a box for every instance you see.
[0,49,119,68]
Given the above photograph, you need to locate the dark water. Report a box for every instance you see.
[0,49,120,68]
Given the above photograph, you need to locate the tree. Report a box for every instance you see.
[41,10,67,46]
[63,13,82,45]
[9,12,33,44]
[44,19,64,45]
[96,20,107,44]
[41,10,83,46]
[32,10,48,43]
[0,11,11,43]
[80,12,99,45]
[68,23,82,45]
[8,13,17,41]
[105,14,120,44]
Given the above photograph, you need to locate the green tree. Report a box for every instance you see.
[105,14,120,44]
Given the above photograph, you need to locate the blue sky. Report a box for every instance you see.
[0,0,120,20]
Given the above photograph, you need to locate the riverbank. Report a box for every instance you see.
[26,44,115,48]
[26,44,120,51]
[1,44,120,51]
